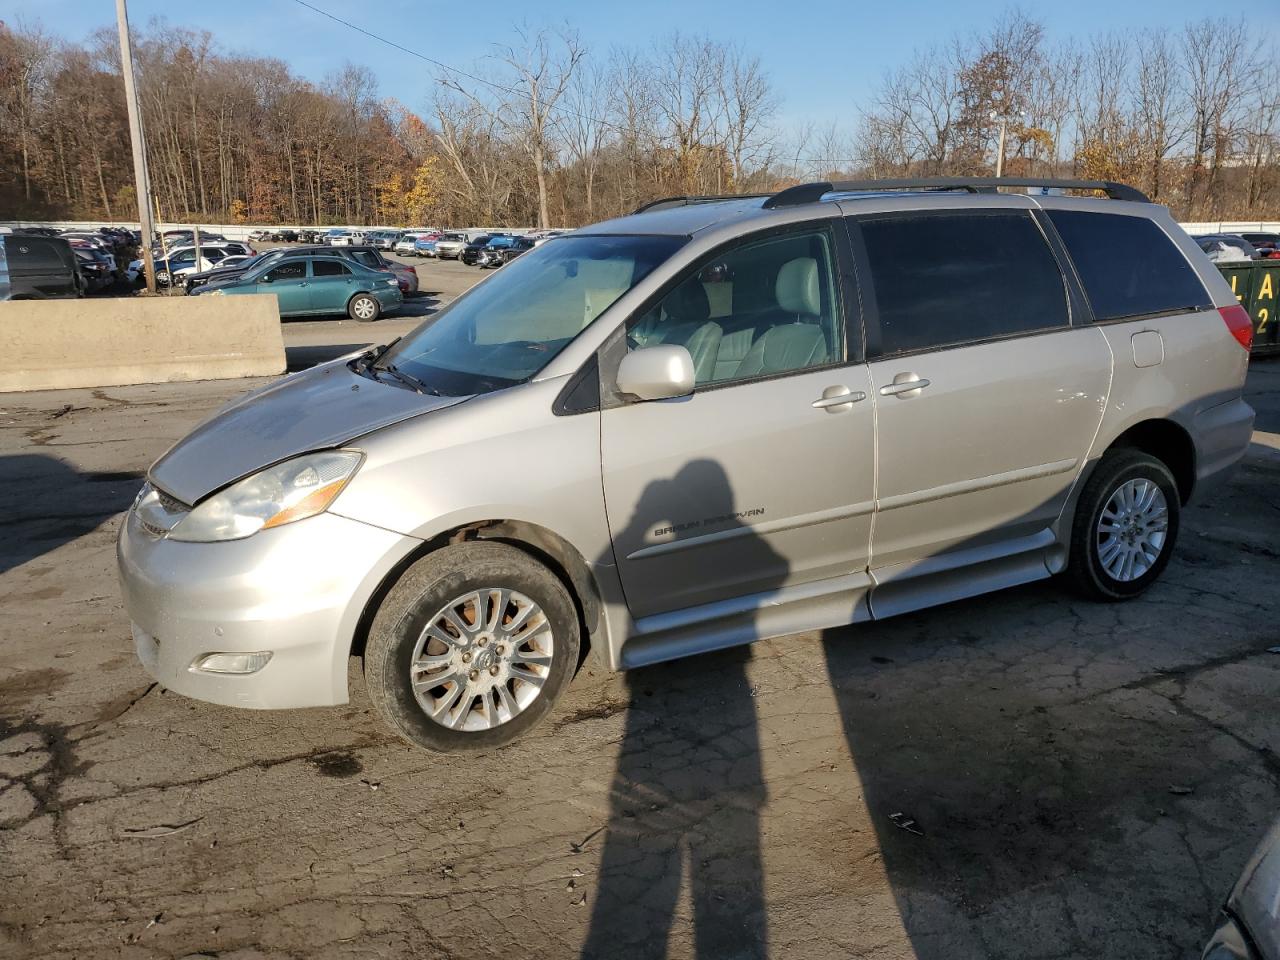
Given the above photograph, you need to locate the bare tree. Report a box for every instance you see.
[480,27,584,228]
[557,56,609,222]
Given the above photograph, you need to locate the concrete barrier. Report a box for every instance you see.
[0,294,285,393]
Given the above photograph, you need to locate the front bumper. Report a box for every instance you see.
[118,507,420,709]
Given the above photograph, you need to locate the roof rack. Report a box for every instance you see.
[632,194,772,215]
[762,177,1150,209]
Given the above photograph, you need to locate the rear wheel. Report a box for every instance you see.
[348,293,380,322]
[364,542,580,752]
[1068,449,1180,601]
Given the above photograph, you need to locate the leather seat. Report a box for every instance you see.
[652,281,723,383]
[733,257,829,377]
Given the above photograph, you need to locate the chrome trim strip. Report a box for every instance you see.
[877,458,1079,512]
[627,499,875,560]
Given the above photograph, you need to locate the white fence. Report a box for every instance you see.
[0,221,542,242]
[6,217,1279,241]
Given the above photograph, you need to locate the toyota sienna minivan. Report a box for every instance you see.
[118,177,1255,752]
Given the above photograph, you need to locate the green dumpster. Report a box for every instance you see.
[1217,260,1280,354]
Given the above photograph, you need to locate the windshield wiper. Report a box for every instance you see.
[353,337,401,373]
[377,363,441,396]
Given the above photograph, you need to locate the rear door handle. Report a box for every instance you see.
[812,385,866,411]
[879,374,930,398]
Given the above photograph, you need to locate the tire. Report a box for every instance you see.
[1067,448,1181,601]
[364,541,581,752]
[348,293,380,322]
[155,270,169,286]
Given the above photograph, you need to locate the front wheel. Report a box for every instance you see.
[1067,449,1181,601]
[364,542,581,752]
[348,293,380,322]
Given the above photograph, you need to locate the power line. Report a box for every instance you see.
[288,0,865,168]
[288,0,628,134]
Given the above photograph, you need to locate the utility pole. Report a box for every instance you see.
[995,115,1008,178]
[115,0,157,294]
[990,109,1010,178]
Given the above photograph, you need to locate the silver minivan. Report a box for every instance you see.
[118,177,1256,752]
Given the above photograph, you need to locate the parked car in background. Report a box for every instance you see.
[1235,231,1279,248]
[74,247,116,292]
[480,235,536,268]
[298,229,322,244]
[413,233,444,257]
[1195,234,1259,263]
[530,230,565,246]
[365,229,402,250]
[2,234,84,299]
[59,231,115,258]
[191,254,402,320]
[431,232,468,259]
[460,234,499,265]
[277,229,299,243]
[395,233,426,256]
[11,226,60,237]
[184,245,413,295]
[326,229,353,246]
[147,245,235,286]
[249,229,274,242]
[184,252,275,293]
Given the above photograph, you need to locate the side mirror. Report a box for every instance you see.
[616,345,695,401]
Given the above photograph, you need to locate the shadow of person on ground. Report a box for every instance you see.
[581,460,783,960]
[0,453,143,575]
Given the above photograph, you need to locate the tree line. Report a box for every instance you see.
[0,13,1277,229]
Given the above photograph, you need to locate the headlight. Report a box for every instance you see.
[169,450,362,542]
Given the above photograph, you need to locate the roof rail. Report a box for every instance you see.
[632,194,772,215]
[762,177,1150,209]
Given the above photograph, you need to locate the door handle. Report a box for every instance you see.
[812,385,866,411]
[879,374,930,398]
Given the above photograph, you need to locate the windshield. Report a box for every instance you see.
[380,234,684,396]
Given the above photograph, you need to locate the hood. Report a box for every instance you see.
[149,360,468,504]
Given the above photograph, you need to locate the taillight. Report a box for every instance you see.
[1219,304,1254,351]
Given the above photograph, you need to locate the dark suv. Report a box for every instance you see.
[1,234,84,299]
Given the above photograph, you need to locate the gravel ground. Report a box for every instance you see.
[0,306,1277,959]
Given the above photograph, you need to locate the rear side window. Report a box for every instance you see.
[1047,211,1211,321]
[6,237,64,272]
[313,259,350,277]
[860,212,1069,355]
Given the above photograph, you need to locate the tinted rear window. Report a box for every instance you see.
[860,211,1069,355]
[4,237,69,273]
[1047,211,1210,321]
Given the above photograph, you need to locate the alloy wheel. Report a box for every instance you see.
[409,588,554,732]
[1096,478,1169,582]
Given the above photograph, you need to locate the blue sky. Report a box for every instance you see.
[6,0,1278,136]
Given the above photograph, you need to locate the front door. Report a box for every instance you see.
[850,209,1112,588]
[600,224,875,622]
[257,259,309,314]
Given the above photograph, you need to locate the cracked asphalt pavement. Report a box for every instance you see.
[1,289,1278,957]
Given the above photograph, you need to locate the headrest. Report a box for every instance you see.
[776,257,821,317]
[664,279,711,324]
